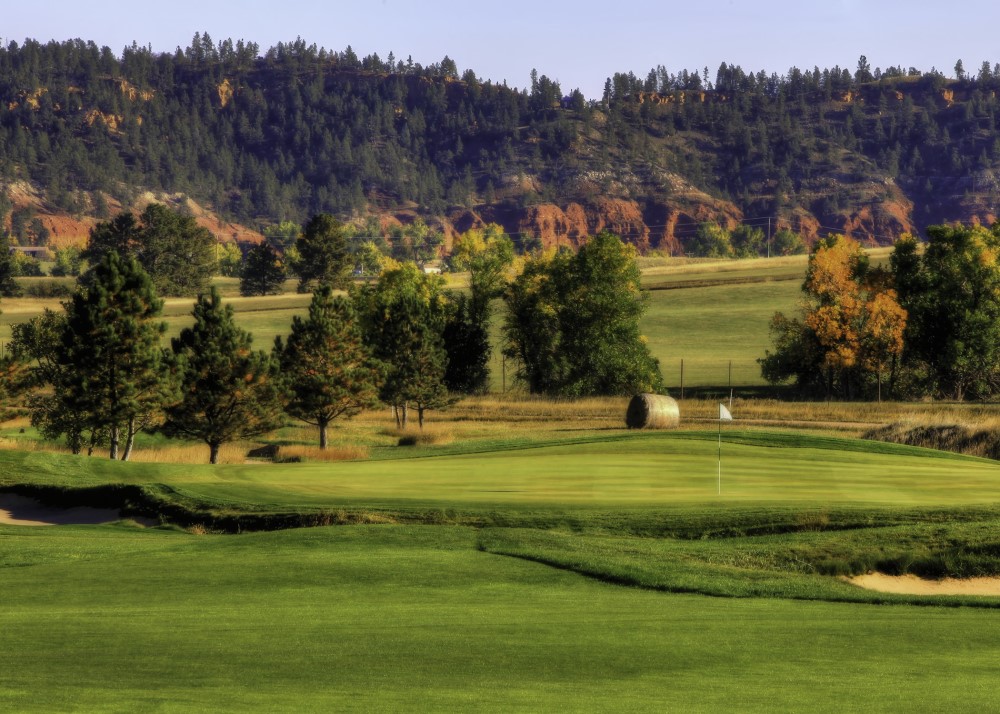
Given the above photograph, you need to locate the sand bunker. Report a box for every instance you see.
[0,494,124,526]
[848,573,1000,597]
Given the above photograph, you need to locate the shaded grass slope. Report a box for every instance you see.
[479,521,1000,608]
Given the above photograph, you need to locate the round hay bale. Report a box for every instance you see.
[625,393,679,429]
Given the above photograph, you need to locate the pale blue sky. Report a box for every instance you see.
[6,0,1000,98]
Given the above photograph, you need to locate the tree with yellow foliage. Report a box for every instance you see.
[761,235,907,400]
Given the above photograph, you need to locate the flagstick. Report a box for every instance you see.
[718,416,722,496]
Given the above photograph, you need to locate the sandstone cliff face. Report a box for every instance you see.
[3,183,265,249]
[469,195,745,254]
[811,196,916,246]
[457,192,923,253]
[840,204,915,246]
[0,173,971,261]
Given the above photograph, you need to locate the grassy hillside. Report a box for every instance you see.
[4,256,808,389]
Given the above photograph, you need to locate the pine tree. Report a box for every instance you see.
[386,296,449,428]
[442,294,490,394]
[163,288,284,463]
[240,241,287,296]
[295,213,353,293]
[275,287,383,448]
[407,343,449,429]
[84,205,217,297]
[60,252,173,460]
[9,309,96,454]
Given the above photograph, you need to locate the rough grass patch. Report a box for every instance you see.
[128,443,248,465]
[276,445,369,462]
[392,427,455,446]
[865,422,1000,460]
[0,437,69,454]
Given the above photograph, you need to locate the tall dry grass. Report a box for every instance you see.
[275,444,369,462]
[0,437,72,454]
[864,422,1000,460]
[6,392,1000,462]
[128,443,248,465]
[385,426,455,446]
[456,394,627,424]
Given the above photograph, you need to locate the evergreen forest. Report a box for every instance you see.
[1,35,999,247]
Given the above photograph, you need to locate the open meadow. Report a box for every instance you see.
[3,250,1000,711]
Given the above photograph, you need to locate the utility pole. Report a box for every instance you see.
[728,360,733,409]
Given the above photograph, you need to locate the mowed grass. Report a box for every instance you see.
[6,249,1000,710]
[642,280,801,388]
[4,416,1000,710]
[5,431,1000,513]
[0,291,313,348]
[3,524,1000,713]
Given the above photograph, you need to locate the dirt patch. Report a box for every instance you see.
[0,493,125,526]
[847,573,1000,597]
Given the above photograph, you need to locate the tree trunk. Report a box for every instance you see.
[319,418,329,450]
[401,403,408,429]
[209,442,221,465]
[393,404,401,428]
[877,370,882,403]
[109,425,120,460]
[418,406,425,430]
[121,416,136,461]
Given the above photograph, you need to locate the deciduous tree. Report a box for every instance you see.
[8,308,117,454]
[217,242,243,278]
[390,218,444,268]
[687,222,732,258]
[504,232,663,396]
[444,225,514,393]
[760,235,907,399]
[353,263,450,428]
[0,234,23,296]
[892,225,1000,399]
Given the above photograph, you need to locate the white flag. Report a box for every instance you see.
[719,404,733,421]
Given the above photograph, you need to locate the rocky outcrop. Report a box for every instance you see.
[470,194,745,254]
[814,196,916,246]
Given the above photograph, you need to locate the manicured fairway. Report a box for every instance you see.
[2,525,999,713]
[7,432,996,512]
